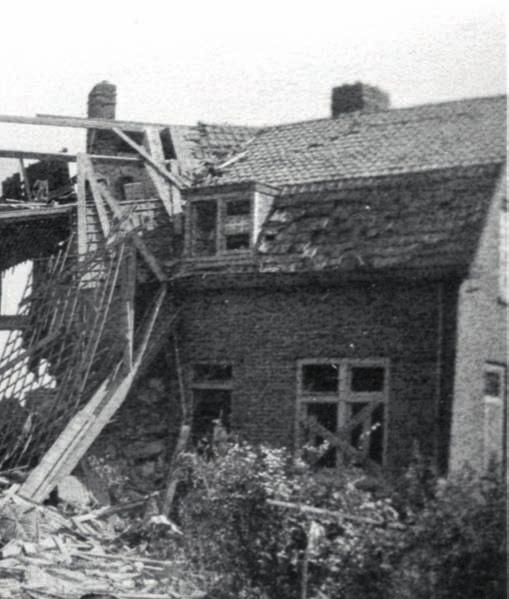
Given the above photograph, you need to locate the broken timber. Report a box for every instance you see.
[18,286,170,503]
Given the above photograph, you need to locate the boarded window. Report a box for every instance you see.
[297,359,388,466]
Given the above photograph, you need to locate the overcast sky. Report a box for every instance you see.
[0,0,505,163]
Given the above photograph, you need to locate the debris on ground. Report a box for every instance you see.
[0,485,206,599]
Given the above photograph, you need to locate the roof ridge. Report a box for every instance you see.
[257,93,506,132]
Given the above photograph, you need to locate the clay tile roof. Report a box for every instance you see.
[257,164,503,273]
[207,95,506,188]
[169,123,259,172]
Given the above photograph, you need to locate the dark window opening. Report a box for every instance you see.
[191,389,231,443]
[302,363,339,393]
[351,366,385,392]
[193,363,232,382]
[192,201,217,256]
[306,402,337,467]
[484,370,502,399]
[225,233,250,251]
[226,199,251,216]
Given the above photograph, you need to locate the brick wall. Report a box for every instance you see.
[176,277,456,471]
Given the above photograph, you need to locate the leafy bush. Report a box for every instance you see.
[164,441,506,599]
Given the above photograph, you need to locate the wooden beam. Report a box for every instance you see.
[17,285,169,503]
[143,126,175,219]
[0,205,73,224]
[82,156,110,238]
[0,148,175,164]
[113,127,186,190]
[302,416,382,473]
[76,154,88,257]
[0,113,169,133]
[99,184,166,282]
[0,315,29,330]
[121,246,136,371]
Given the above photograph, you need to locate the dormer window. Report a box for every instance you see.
[189,196,252,256]
[185,182,278,258]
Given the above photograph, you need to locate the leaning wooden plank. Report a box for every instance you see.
[143,126,175,219]
[82,156,110,238]
[49,288,169,488]
[0,315,28,330]
[17,376,112,503]
[17,288,168,503]
[113,127,185,190]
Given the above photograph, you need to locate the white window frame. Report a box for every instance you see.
[296,358,390,465]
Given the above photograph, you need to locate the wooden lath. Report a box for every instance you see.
[112,127,188,191]
[17,285,172,503]
[301,400,384,473]
[77,154,166,282]
[0,113,169,132]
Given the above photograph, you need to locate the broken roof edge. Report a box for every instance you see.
[191,161,503,196]
[182,179,281,197]
[172,262,468,290]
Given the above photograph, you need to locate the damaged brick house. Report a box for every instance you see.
[0,81,506,495]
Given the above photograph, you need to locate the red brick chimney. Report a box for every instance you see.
[331,82,389,117]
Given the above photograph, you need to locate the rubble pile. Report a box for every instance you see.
[0,484,206,599]
[84,378,181,502]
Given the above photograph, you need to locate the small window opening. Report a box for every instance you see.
[225,233,250,251]
[350,366,385,392]
[302,363,338,393]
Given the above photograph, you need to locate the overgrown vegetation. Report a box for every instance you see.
[131,440,507,599]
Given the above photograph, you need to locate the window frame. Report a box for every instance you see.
[189,362,234,441]
[187,195,254,257]
[296,357,390,465]
[482,362,507,404]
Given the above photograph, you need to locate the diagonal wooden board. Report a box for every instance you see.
[17,286,170,503]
